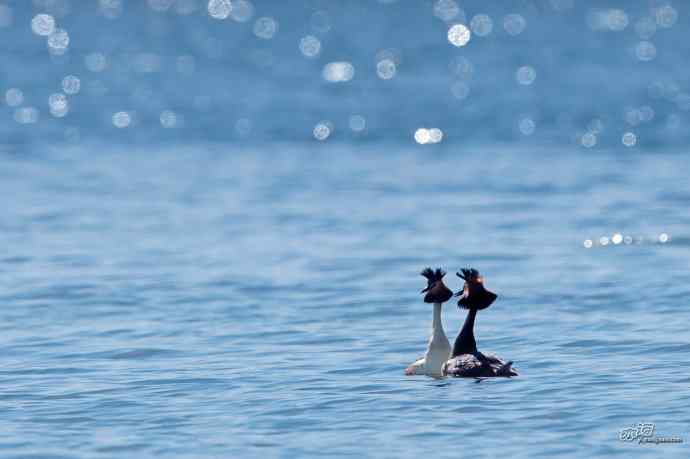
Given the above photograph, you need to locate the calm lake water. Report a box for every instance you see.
[2,0,690,456]
[1,143,689,458]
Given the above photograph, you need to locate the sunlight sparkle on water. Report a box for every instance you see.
[583,233,657,248]
[112,111,131,128]
[519,116,535,136]
[61,75,81,95]
[655,5,678,29]
[322,62,355,83]
[230,0,254,22]
[47,28,69,55]
[503,14,526,35]
[622,132,637,147]
[160,110,179,128]
[254,17,278,40]
[433,0,461,22]
[313,121,332,141]
[299,35,321,58]
[581,132,597,148]
[516,66,536,85]
[207,0,232,20]
[14,107,39,124]
[428,128,443,143]
[31,14,55,36]
[414,128,430,144]
[5,88,23,107]
[587,9,629,32]
[448,23,470,47]
[414,128,443,144]
[470,14,493,37]
[376,59,396,80]
[635,41,656,61]
[606,9,628,32]
[48,93,69,118]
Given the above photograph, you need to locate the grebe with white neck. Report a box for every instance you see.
[405,268,453,378]
[443,268,518,378]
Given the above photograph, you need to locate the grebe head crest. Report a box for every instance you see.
[420,267,453,304]
[455,268,497,310]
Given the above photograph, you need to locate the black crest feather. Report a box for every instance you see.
[455,267,497,310]
[456,268,480,281]
[420,267,452,303]
[421,267,446,282]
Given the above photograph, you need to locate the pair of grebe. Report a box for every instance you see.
[405,267,517,378]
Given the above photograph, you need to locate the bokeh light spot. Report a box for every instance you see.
[254,17,278,40]
[448,24,471,47]
[112,111,131,128]
[622,132,637,147]
[516,66,536,85]
[503,14,526,36]
[299,35,321,58]
[518,116,535,136]
[5,88,24,107]
[47,28,70,55]
[313,121,332,141]
[433,0,461,22]
[635,41,656,61]
[470,14,493,37]
[376,59,397,80]
[61,75,81,95]
[208,0,232,20]
[32,14,55,36]
[322,62,355,83]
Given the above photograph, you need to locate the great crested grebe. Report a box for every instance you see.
[443,268,518,378]
[405,268,453,377]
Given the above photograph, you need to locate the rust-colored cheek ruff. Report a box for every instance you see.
[455,268,497,310]
[457,288,497,310]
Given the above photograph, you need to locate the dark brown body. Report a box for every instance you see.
[447,268,517,378]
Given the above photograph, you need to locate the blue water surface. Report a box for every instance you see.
[1,0,690,457]
[1,144,689,458]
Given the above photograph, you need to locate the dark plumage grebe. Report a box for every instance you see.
[405,268,453,377]
[442,268,518,378]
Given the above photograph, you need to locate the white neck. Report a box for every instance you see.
[423,302,451,376]
[431,302,447,341]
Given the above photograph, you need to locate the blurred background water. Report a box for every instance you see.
[1,1,690,458]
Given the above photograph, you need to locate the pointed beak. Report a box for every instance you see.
[454,290,463,297]
[421,286,430,293]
